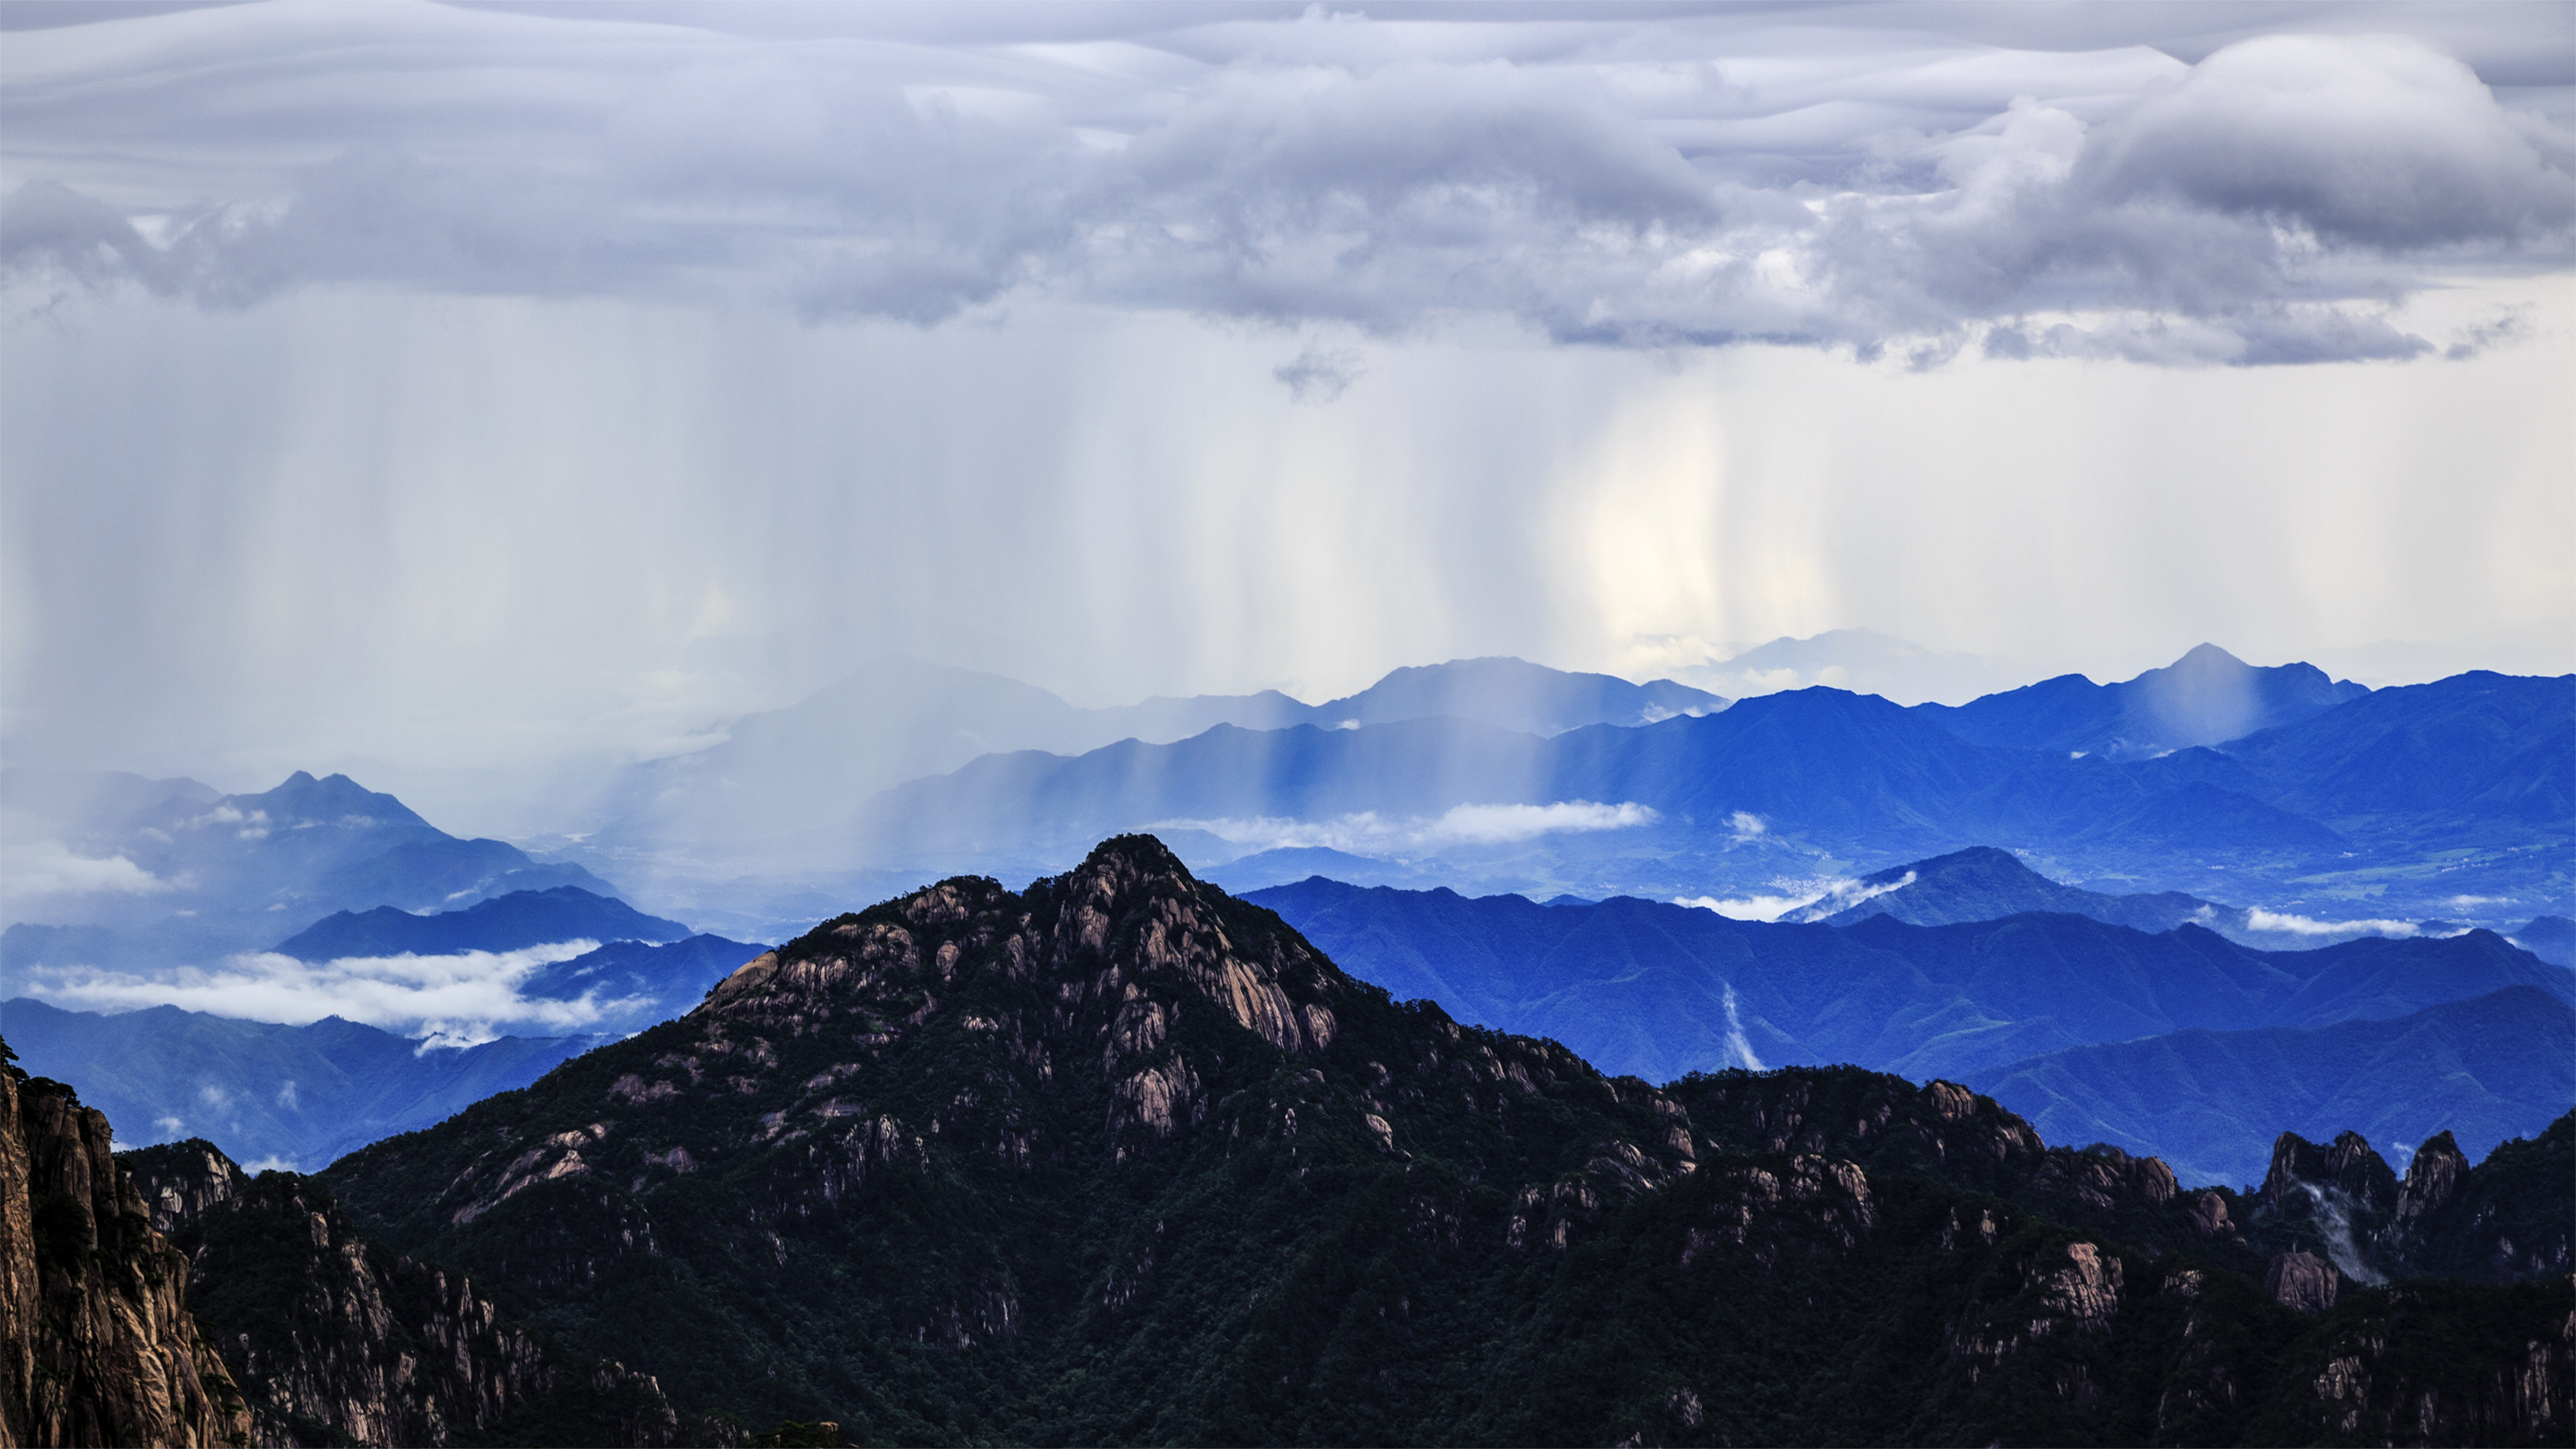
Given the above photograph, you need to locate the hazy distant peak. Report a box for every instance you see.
[242,771,434,828]
[1918,643,2370,759]
[1668,630,2029,706]
[1321,656,1726,735]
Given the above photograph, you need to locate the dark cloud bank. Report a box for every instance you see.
[3,2,2570,363]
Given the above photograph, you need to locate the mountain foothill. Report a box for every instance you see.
[0,643,2569,1444]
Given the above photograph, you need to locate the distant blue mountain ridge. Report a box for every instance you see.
[1909,642,2369,760]
[0,997,617,1171]
[591,653,1729,845]
[271,886,690,961]
[1,768,627,976]
[849,664,2570,922]
[1964,985,2576,1188]
[1242,869,2576,1186]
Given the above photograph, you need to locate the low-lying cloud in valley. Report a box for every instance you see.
[20,940,618,1046]
[1679,871,1917,924]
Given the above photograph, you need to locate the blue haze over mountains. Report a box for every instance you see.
[1,640,2568,1187]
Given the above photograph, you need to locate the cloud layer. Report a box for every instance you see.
[21,939,617,1045]
[5,3,2570,363]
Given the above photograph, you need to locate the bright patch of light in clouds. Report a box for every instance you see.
[1175,800,1656,856]
[20,941,617,1045]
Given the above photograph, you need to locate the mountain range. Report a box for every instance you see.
[256,839,2567,1443]
[1965,984,2576,1187]
[272,886,691,962]
[0,769,624,978]
[2,919,772,1167]
[0,997,619,1170]
[842,661,2569,924]
[6,835,2568,1445]
[587,654,1727,846]
[1910,643,2369,760]
[1245,867,2576,1177]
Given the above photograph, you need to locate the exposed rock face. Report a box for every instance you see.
[2263,1249,2340,1313]
[0,1060,250,1448]
[118,1140,681,1448]
[2249,1120,2574,1284]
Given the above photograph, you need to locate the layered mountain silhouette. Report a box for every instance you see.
[590,654,1727,844]
[1911,643,2369,760]
[6,929,769,1168]
[1247,875,2576,1171]
[1,768,623,975]
[252,837,2565,1444]
[847,667,2567,893]
[272,886,691,961]
[1965,985,2576,1188]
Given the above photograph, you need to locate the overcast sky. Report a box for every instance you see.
[3,0,2571,792]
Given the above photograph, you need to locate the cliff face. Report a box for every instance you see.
[0,1060,250,1448]
[118,1140,682,1449]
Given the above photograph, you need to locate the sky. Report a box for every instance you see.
[3,0,2572,796]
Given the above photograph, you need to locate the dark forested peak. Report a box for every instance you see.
[717,834,1350,1058]
[2258,1128,2401,1215]
[2391,1130,2469,1232]
[1660,1066,2240,1256]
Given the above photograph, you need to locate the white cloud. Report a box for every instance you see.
[2242,907,2421,937]
[18,939,623,1046]
[3,11,2565,365]
[3,837,173,895]
[1678,870,1916,923]
[1171,799,1656,855]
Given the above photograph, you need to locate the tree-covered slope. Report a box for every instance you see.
[313,837,2573,1445]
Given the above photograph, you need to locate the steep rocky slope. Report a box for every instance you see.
[117,1141,683,1448]
[317,836,2574,1445]
[0,1049,250,1447]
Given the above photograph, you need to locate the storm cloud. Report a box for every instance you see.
[5,3,2570,362]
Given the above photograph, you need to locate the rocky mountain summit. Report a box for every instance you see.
[304,835,2573,1445]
